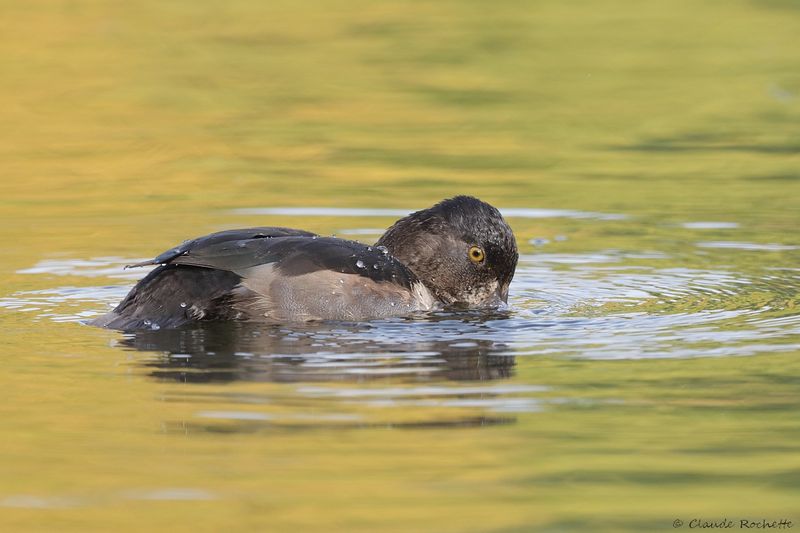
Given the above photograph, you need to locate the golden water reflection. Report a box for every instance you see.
[2,0,800,531]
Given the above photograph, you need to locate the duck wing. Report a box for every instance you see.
[125,227,317,268]
[168,235,416,289]
[92,231,430,329]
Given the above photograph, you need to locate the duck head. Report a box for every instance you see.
[376,196,518,308]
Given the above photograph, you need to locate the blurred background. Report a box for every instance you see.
[0,1,799,531]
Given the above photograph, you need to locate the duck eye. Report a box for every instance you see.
[468,245,485,263]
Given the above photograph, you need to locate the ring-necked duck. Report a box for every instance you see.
[90,195,518,330]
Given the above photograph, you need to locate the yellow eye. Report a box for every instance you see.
[468,245,485,263]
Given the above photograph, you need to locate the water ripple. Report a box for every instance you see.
[3,245,798,372]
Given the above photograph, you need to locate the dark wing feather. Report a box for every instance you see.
[90,264,243,330]
[126,227,318,268]
[171,236,419,290]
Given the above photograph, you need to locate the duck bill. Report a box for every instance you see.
[499,284,509,304]
[483,286,509,309]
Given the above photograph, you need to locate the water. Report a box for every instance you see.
[1,1,800,532]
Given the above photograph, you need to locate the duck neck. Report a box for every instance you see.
[376,231,449,303]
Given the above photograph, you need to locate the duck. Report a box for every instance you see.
[90,195,518,330]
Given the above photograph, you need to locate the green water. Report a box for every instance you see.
[1,1,799,531]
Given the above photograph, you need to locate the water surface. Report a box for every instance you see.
[1,1,799,531]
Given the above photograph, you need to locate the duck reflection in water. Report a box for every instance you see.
[118,312,517,384]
